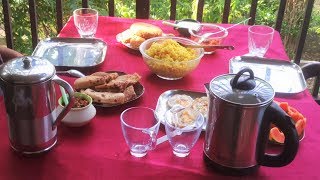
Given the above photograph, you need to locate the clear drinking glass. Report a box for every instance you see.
[248,25,274,57]
[164,107,204,157]
[73,8,98,38]
[120,107,160,157]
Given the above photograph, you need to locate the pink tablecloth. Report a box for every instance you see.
[0,16,320,179]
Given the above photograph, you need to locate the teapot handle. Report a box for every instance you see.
[257,102,299,167]
[52,75,74,130]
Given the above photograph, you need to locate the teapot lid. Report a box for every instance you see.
[0,56,55,84]
[209,68,274,105]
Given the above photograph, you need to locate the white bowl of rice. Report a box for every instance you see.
[139,36,204,80]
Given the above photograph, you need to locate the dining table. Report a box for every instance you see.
[0,16,320,180]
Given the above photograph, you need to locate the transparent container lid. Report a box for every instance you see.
[209,68,274,105]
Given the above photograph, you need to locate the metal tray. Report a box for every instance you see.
[155,89,207,130]
[229,56,307,94]
[32,37,107,71]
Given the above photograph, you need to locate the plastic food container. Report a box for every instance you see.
[190,24,228,54]
[174,19,201,37]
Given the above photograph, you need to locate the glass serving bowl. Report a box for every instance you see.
[139,36,204,80]
[189,24,228,54]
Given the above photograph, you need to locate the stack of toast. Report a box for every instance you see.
[119,22,163,49]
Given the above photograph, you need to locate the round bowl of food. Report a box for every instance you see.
[58,92,96,127]
[173,18,201,37]
[189,24,228,54]
[139,36,204,80]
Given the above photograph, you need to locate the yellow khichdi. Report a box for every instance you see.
[145,39,199,78]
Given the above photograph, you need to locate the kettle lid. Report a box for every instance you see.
[209,68,274,105]
[0,56,55,84]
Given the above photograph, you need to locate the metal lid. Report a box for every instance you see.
[0,56,55,84]
[209,68,274,105]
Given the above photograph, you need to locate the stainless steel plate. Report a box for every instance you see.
[155,89,207,130]
[229,56,307,94]
[92,71,144,107]
[32,37,107,70]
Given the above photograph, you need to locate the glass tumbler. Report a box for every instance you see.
[73,8,98,38]
[165,107,204,157]
[248,25,274,57]
[120,107,160,157]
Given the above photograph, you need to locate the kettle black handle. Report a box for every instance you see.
[230,68,256,90]
[257,102,299,167]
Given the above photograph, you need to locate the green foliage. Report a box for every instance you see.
[150,1,194,20]
[254,0,278,26]
[310,10,320,34]
[150,0,170,19]
[8,1,32,54]
[175,1,193,20]
[202,0,224,23]
[114,0,135,18]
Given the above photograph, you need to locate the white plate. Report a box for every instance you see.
[116,31,174,51]
[116,30,139,51]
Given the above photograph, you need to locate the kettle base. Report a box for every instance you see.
[10,137,57,155]
[203,153,259,176]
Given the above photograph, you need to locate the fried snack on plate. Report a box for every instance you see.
[130,34,146,49]
[95,73,141,91]
[167,94,194,108]
[91,72,119,78]
[269,101,307,144]
[123,85,137,102]
[130,22,163,39]
[91,72,119,84]
[174,107,198,128]
[74,76,105,90]
[120,29,133,43]
[191,97,209,118]
[82,88,125,104]
[119,22,163,49]
[75,72,142,105]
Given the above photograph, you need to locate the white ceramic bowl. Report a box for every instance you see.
[58,92,96,127]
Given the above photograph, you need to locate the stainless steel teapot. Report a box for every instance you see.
[0,56,74,154]
[204,68,299,175]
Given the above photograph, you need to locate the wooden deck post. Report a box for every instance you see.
[2,0,13,49]
[136,0,150,19]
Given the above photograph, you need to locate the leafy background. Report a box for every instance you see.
[0,0,319,61]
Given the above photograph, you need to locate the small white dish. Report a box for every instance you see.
[58,92,96,127]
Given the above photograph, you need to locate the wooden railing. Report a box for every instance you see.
[1,0,316,65]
